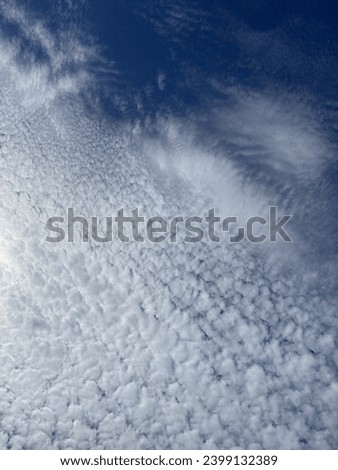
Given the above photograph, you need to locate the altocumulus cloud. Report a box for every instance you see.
[0,0,337,450]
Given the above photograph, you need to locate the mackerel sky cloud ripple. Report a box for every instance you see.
[0,0,337,450]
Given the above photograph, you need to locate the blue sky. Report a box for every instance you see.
[0,0,337,450]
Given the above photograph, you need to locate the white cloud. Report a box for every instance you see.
[0,0,337,451]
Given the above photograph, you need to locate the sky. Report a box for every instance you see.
[0,0,337,450]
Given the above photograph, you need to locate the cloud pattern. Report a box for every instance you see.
[0,0,337,450]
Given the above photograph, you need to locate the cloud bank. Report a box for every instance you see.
[0,0,337,450]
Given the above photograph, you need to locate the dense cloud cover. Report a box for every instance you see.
[0,0,337,449]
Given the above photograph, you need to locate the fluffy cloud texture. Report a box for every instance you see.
[0,0,337,450]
